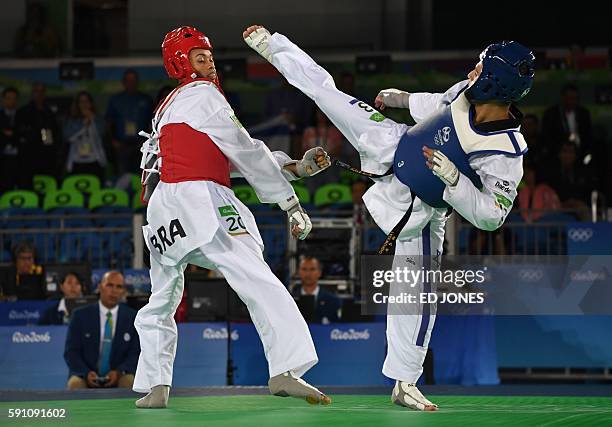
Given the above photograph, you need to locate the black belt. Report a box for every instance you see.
[334,160,393,179]
[335,160,452,255]
[377,190,416,254]
[334,160,411,254]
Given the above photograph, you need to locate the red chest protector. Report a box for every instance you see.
[158,122,231,188]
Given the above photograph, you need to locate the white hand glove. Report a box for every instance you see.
[295,147,331,177]
[278,195,312,240]
[430,150,459,187]
[375,88,410,110]
[244,27,273,62]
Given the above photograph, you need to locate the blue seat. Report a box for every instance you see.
[0,248,11,263]
[0,206,54,260]
[89,189,132,227]
[537,213,577,223]
[1,207,47,229]
[364,227,387,253]
[535,213,574,255]
[56,231,96,263]
[260,227,287,273]
[106,231,133,268]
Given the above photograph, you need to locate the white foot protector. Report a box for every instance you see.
[244,27,273,62]
[391,381,438,411]
[269,371,331,405]
[135,385,170,409]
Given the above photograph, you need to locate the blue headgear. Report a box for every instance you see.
[467,41,535,104]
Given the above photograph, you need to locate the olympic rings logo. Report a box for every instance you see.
[518,269,544,281]
[568,228,593,242]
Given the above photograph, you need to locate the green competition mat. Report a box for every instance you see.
[2,394,612,427]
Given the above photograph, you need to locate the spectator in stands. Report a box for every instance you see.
[292,256,341,323]
[518,163,561,222]
[63,91,108,180]
[0,87,21,191]
[521,114,552,181]
[0,242,46,301]
[15,81,61,181]
[301,107,344,193]
[551,142,593,220]
[265,77,315,156]
[14,2,61,58]
[39,272,84,325]
[64,270,139,389]
[106,69,153,176]
[542,84,593,161]
[153,85,173,110]
[301,107,343,156]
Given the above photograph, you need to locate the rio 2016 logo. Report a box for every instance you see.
[434,126,452,146]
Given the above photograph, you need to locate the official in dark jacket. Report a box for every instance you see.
[292,256,341,323]
[541,84,593,158]
[64,271,140,389]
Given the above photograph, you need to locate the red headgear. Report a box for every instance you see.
[162,26,213,82]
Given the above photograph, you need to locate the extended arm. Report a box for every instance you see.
[375,80,469,123]
[438,153,523,231]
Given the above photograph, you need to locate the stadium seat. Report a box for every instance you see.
[43,190,95,262]
[89,189,132,228]
[536,212,577,223]
[61,174,101,194]
[43,190,90,228]
[86,189,132,265]
[132,192,145,212]
[535,213,574,255]
[0,190,44,230]
[363,227,386,253]
[0,248,11,263]
[43,190,85,211]
[291,184,311,205]
[313,183,352,207]
[233,185,260,206]
[505,212,524,223]
[32,175,58,195]
[0,190,39,209]
[0,191,52,260]
[131,173,143,194]
[89,189,130,210]
[260,227,287,276]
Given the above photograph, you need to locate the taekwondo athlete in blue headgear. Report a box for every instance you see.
[244,25,534,412]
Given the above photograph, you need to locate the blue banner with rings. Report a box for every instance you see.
[567,223,612,255]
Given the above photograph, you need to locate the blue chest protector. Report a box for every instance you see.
[393,91,526,208]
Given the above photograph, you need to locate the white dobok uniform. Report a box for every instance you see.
[265,33,525,383]
[133,80,318,393]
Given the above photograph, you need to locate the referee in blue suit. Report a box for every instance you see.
[64,271,140,389]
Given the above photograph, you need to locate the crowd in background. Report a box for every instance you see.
[1,70,606,215]
[0,2,609,328]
